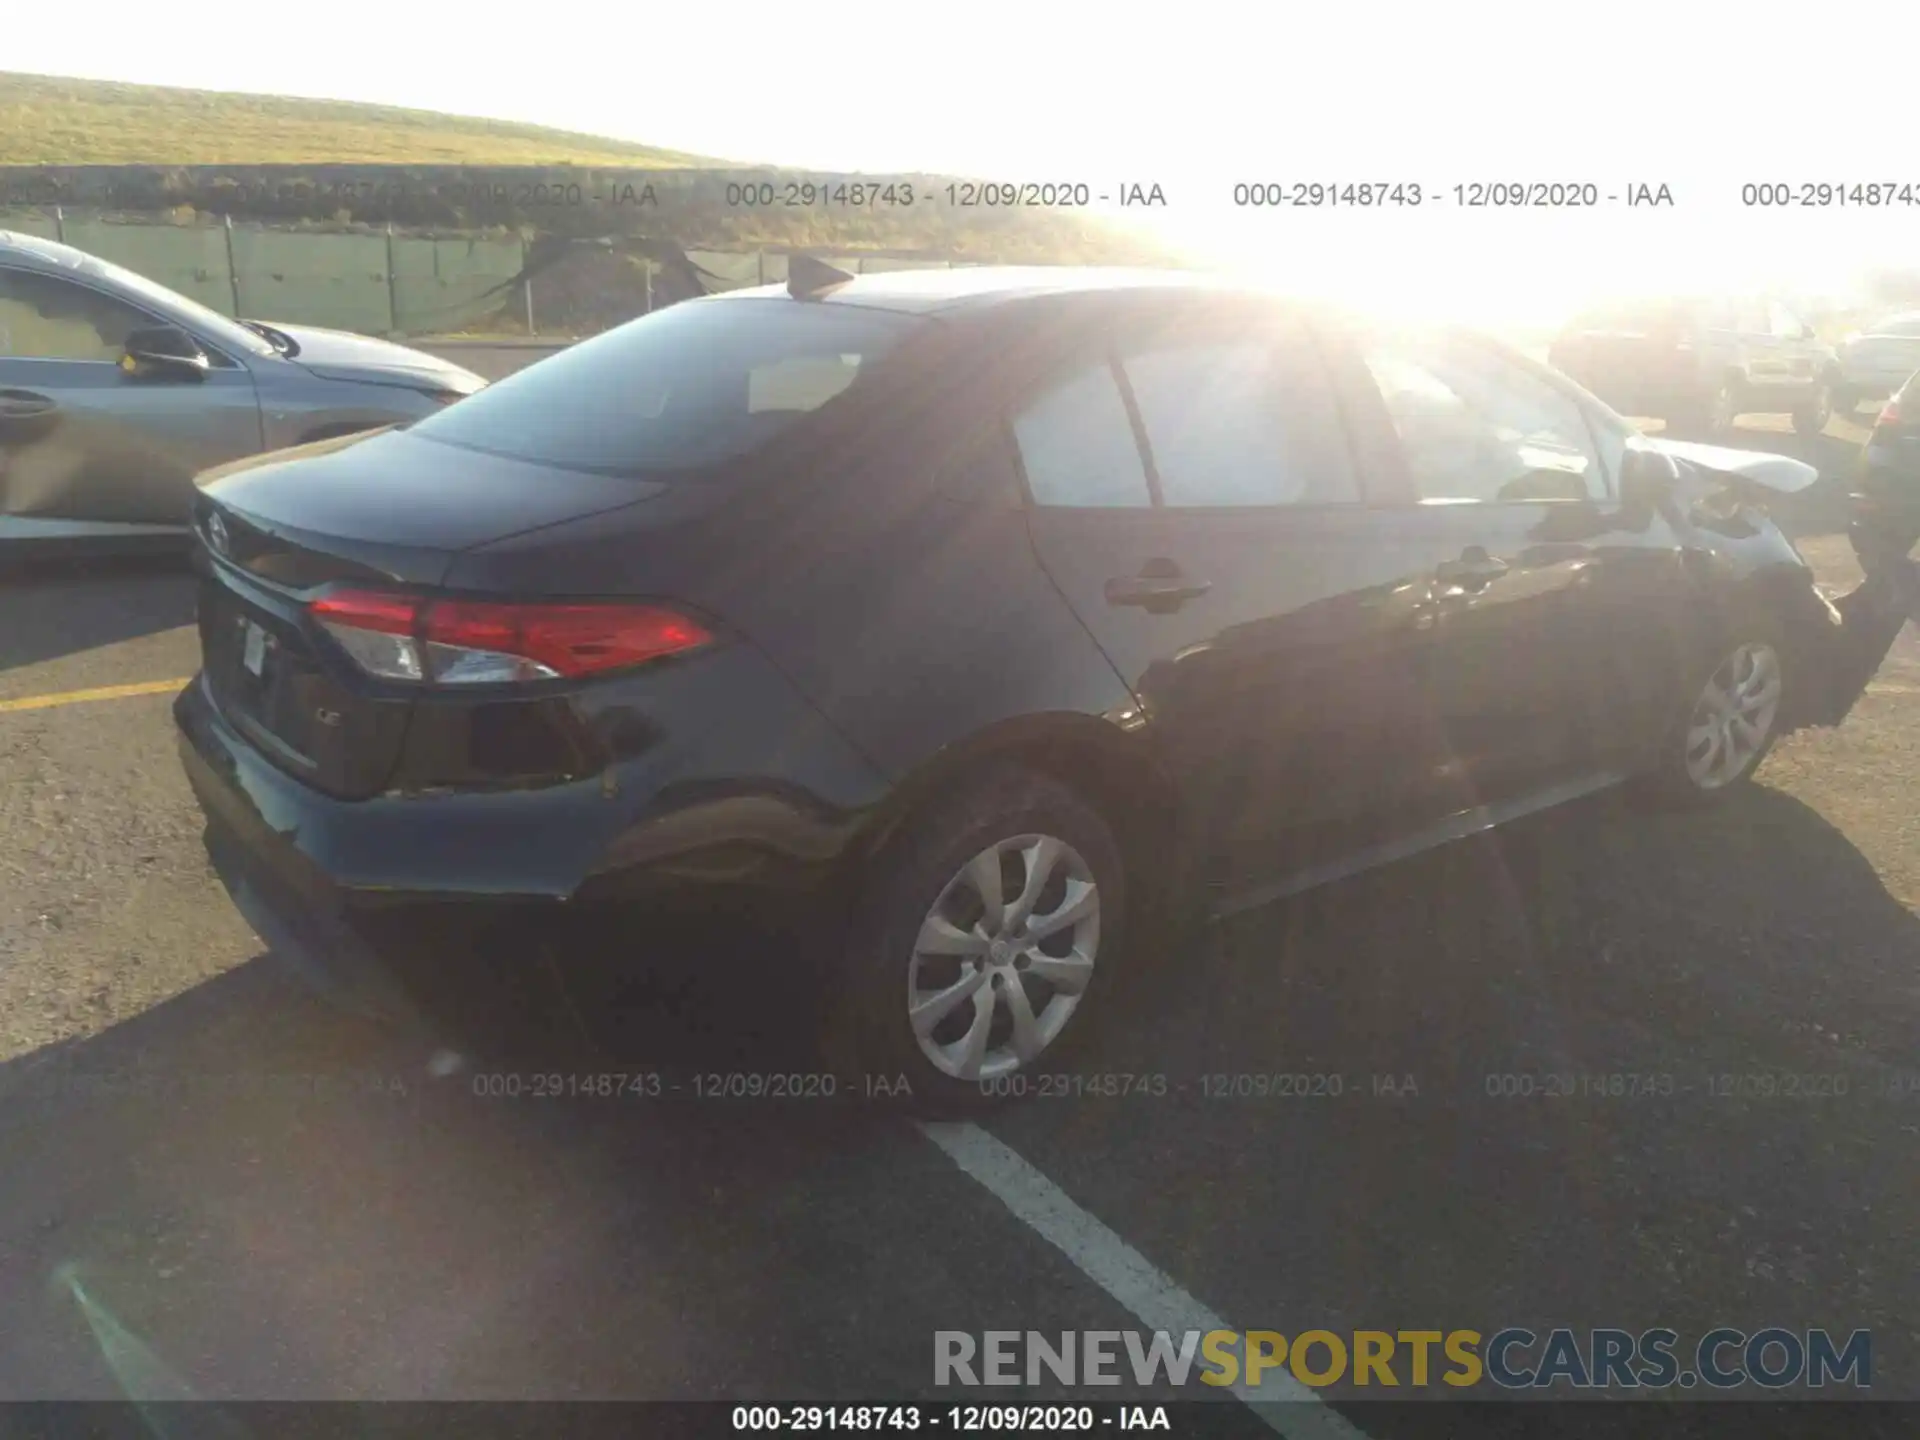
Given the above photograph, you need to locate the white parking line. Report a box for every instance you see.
[918,1121,1371,1440]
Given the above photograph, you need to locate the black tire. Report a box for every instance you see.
[1630,625,1789,809]
[1670,378,1740,439]
[834,763,1128,1113]
[1831,385,1858,416]
[1792,384,1833,437]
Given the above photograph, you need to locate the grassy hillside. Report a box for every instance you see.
[0,72,1182,269]
[0,72,728,166]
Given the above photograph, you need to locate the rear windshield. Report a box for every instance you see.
[410,298,927,474]
[1871,315,1920,338]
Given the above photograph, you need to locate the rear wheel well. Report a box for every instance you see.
[853,718,1180,906]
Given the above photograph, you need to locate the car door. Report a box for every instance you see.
[1331,323,1695,808]
[0,265,263,531]
[1016,298,1461,896]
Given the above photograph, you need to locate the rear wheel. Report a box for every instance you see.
[837,764,1126,1112]
[1634,635,1787,807]
[1831,385,1859,416]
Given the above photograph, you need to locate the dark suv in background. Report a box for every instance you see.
[175,266,1906,1107]
[1549,296,1840,437]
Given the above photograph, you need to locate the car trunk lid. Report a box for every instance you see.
[191,428,669,798]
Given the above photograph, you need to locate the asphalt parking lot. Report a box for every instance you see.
[3,380,1919,1436]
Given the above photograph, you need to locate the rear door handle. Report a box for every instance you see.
[1434,549,1510,590]
[1105,570,1212,612]
[0,388,56,418]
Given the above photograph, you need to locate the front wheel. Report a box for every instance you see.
[1633,637,1787,807]
[1792,385,1833,436]
[1672,380,1740,439]
[837,764,1126,1112]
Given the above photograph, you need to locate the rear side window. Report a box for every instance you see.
[1011,321,1357,510]
[409,298,926,474]
[1012,361,1153,508]
[1119,339,1356,506]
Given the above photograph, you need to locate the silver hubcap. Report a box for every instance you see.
[907,834,1100,1081]
[1685,642,1782,789]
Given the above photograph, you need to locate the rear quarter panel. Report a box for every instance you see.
[440,383,1140,788]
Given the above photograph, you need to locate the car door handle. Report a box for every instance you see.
[1434,549,1510,590]
[0,388,56,419]
[1105,569,1212,611]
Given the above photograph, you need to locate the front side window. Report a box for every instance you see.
[0,267,157,362]
[410,298,926,475]
[1359,333,1608,504]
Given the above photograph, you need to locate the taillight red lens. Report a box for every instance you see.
[424,601,712,680]
[1877,397,1902,428]
[310,590,420,635]
[307,590,713,685]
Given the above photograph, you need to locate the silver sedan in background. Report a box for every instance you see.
[0,230,487,556]
[1834,311,1920,415]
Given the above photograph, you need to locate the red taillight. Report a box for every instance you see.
[427,601,712,681]
[308,589,713,685]
[1876,396,1902,428]
[310,590,419,635]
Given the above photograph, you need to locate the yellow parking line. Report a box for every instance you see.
[0,678,191,714]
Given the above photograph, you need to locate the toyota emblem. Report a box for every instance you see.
[207,511,229,556]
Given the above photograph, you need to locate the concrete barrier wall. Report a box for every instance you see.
[2,210,529,335]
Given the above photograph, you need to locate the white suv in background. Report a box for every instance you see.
[1835,312,1920,414]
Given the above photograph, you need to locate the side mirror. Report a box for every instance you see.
[121,326,209,381]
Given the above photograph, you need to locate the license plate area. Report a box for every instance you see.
[195,572,412,798]
[242,618,268,677]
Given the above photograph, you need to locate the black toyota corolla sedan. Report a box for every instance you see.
[174,263,1909,1106]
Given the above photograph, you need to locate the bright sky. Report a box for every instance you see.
[12,0,1920,329]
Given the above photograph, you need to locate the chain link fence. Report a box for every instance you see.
[0,208,1000,339]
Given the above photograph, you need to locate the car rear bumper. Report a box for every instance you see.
[174,652,892,981]
[175,672,635,907]
[176,676,552,1008]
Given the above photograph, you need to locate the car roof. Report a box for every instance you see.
[0,228,111,278]
[703,264,1253,315]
